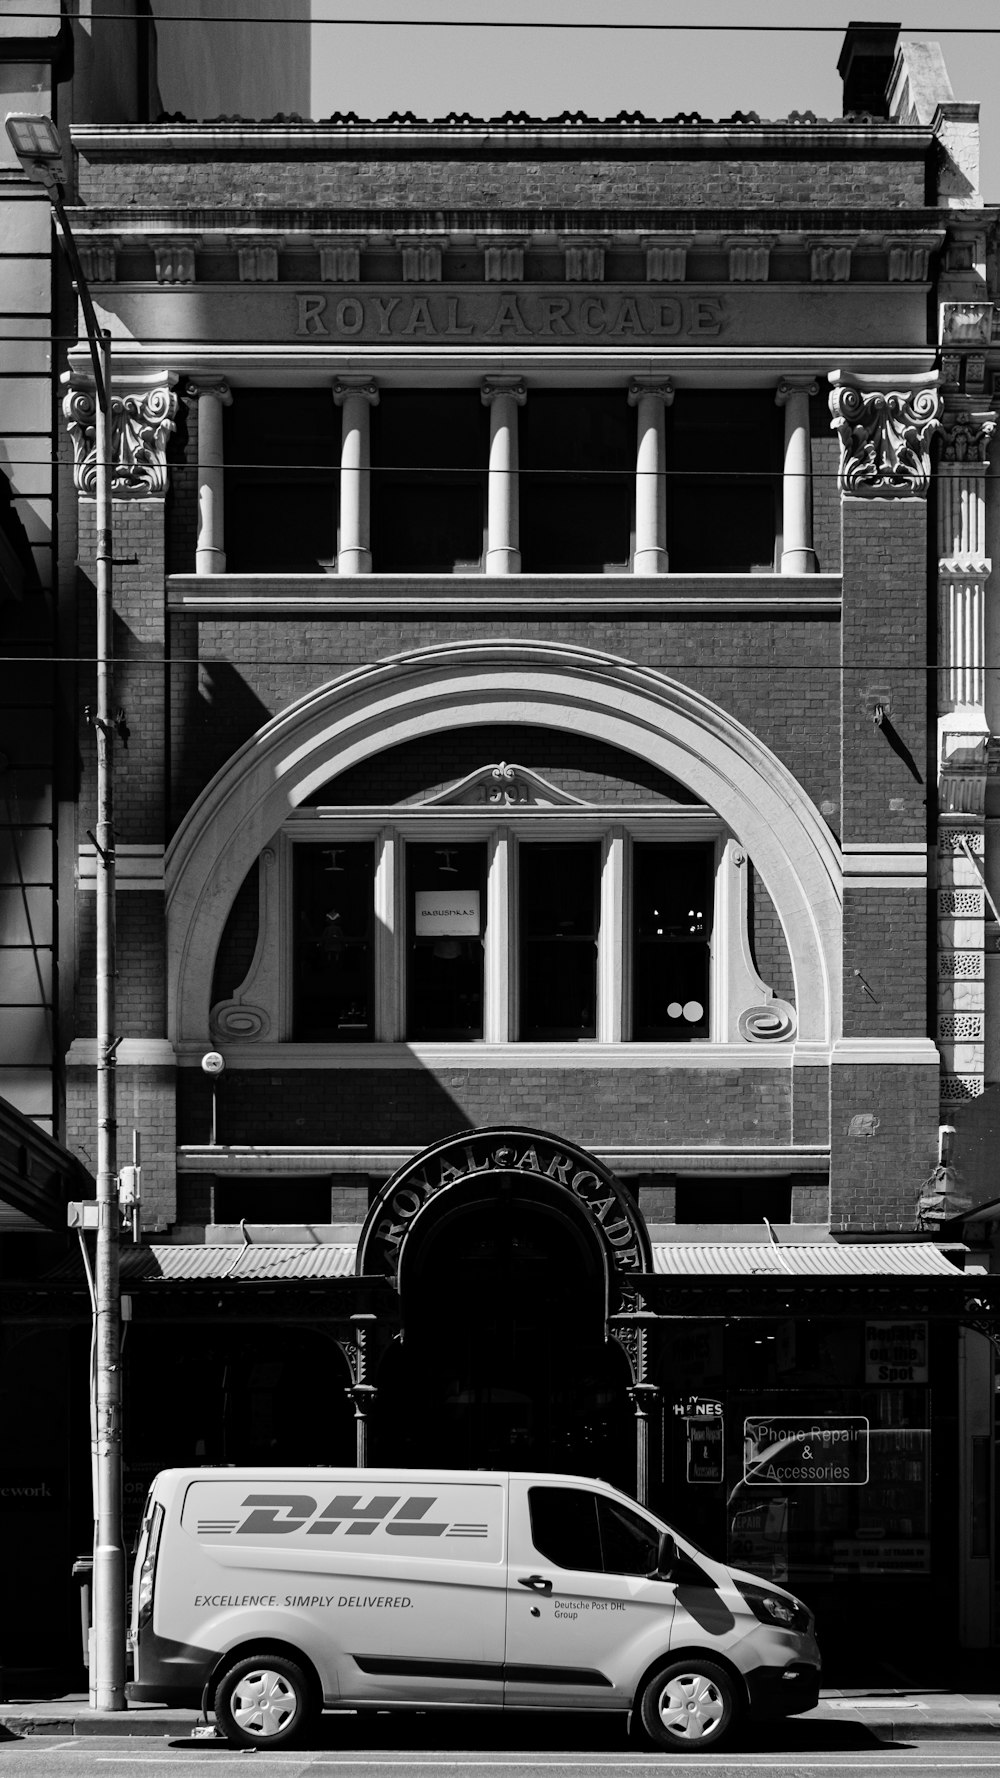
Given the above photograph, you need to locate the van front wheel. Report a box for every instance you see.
[215,1653,315,1748]
[639,1659,738,1751]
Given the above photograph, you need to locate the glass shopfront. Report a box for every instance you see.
[655,1316,953,1651]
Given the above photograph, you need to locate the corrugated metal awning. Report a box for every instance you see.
[117,1243,359,1282]
[39,1239,971,1291]
[650,1243,965,1278]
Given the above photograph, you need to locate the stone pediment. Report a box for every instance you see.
[420,762,589,809]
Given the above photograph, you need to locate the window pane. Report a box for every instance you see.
[529,1486,602,1570]
[632,844,713,1041]
[666,391,781,572]
[520,391,632,572]
[519,843,599,1040]
[293,844,374,1040]
[224,391,338,571]
[597,1497,661,1575]
[370,392,486,572]
[407,843,485,1039]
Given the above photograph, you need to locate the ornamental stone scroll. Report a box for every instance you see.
[62,370,178,499]
[828,373,942,498]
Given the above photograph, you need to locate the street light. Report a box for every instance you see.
[5,112,125,1713]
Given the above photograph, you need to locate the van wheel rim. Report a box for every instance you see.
[231,1669,298,1737]
[657,1673,725,1740]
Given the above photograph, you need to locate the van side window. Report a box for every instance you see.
[528,1488,660,1575]
[596,1497,661,1576]
[528,1487,601,1570]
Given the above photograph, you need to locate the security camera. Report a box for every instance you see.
[201,1051,225,1076]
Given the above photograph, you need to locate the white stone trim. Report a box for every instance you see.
[170,1038,824,1071]
[842,844,927,888]
[67,1038,176,1066]
[166,643,842,1049]
[77,843,165,890]
[166,572,840,620]
[175,1141,830,1175]
[830,1038,941,1066]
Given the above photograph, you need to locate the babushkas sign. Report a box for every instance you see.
[357,1126,651,1285]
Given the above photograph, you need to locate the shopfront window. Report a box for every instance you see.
[406,842,486,1038]
[656,1319,935,1608]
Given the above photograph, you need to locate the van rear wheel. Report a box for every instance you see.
[639,1658,738,1751]
[215,1653,315,1748]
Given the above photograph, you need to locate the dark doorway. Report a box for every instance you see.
[121,1322,356,1545]
[376,1178,633,1487]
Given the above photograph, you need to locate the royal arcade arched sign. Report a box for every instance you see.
[357,1127,652,1301]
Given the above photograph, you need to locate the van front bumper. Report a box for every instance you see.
[745,1661,821,1719]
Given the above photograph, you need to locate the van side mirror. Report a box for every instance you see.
[649,1530,678,1582]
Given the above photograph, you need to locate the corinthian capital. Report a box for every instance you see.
[940,409,996,465]
[62,371,178,499]
[828,374,942,498]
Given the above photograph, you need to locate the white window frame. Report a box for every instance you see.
[278,807,728,1049]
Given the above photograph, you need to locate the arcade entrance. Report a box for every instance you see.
[377,1176,634,1484]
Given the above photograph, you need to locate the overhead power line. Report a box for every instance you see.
[5,9,1000,30]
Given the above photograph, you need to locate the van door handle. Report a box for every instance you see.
[518,1574,553,1594]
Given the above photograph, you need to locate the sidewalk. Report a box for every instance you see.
[2,1689,999,1742]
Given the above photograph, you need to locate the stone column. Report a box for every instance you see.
[187,380,232,575]
[628,378,672,575]
[481,378,526,575]
[333,379,379,574]
[776,377,818,574]
[935,408,996,1108]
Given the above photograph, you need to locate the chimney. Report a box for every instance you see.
[837,21,901,118]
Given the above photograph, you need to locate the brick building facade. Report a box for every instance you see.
[6,23,1000,1675]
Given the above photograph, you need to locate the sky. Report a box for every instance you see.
[309,1,1000,203]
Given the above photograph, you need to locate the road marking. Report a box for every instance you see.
[91,1759,1000,1769]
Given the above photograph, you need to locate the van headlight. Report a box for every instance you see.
[735,1579,811,1633]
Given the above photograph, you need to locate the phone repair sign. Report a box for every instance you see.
[743,1416,869,1487]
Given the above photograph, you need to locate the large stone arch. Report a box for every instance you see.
[166,640,842,1044]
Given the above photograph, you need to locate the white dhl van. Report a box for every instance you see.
[128,1467,820,1751]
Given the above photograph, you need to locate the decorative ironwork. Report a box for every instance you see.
[829,381,942,497]
[358,1127,651,1291]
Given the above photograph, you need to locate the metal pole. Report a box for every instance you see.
[3,117,127,1714]
[91,327,125,1711]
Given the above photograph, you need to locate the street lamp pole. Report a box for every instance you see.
[5,114,126,1712]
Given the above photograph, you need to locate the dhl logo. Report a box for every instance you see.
[196,1493,487,1540]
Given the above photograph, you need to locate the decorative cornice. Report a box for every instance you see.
[62,371,178,500]
[70,119,938,158]
[829,373,942,498]
[69,208,947,249]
